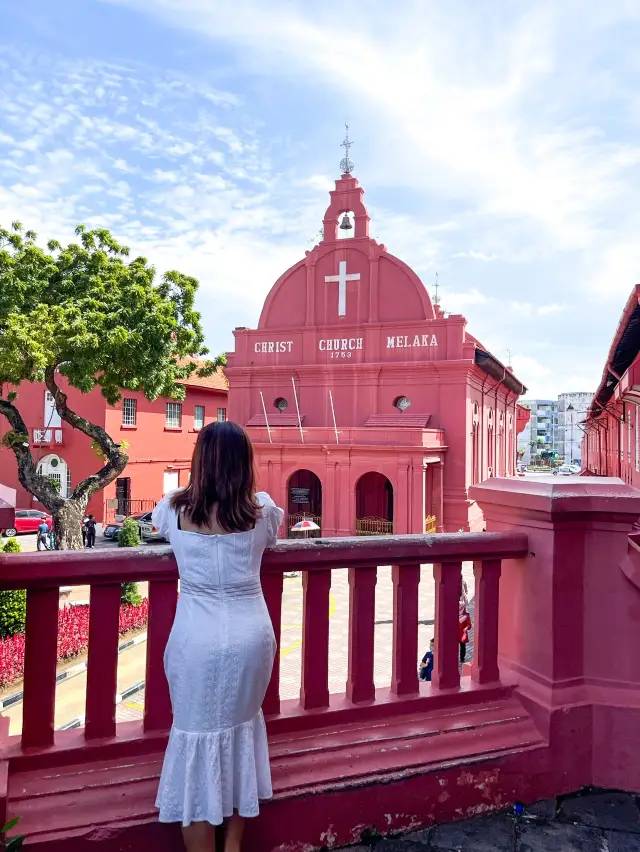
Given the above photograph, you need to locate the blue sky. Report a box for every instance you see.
[3,1,640,399]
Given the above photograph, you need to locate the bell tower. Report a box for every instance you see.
[322,124,370,243]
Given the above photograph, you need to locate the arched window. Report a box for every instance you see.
[38,453,71,499]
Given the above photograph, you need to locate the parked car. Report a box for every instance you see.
[139,514,166,543]
[2,509,53,538]
[102,511,152,541]
[553,464,581,476]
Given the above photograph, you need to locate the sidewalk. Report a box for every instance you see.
[344,791,640,852]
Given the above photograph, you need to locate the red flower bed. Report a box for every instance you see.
[0,599,149,689]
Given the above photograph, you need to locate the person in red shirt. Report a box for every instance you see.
[459,580,472,664]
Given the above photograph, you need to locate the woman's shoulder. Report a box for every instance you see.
[256,491,276,508]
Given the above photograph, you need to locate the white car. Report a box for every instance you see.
[139,516,166,542]
[553,464,581,476]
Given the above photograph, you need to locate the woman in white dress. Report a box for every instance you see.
[151,421,283,852]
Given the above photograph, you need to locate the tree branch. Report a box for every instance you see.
[44,367,129,503]
[0,395,64,512]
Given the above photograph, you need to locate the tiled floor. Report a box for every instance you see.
[340,791,640,852]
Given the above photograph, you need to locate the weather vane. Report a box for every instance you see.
[340,123,354,175]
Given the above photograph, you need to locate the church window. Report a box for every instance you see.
[275,397,289,412]
[394,396,411,411]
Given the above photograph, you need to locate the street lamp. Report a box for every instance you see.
[567,404,575,465]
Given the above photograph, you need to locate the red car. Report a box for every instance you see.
[2,509,53,538]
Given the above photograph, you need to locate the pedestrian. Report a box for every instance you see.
[84,514,97,549]
[81,516,88,547]
[152,421,283,852]
[459,579,472,664]
[36,519,50,551]
[419,638,435,682]
[48,528,55,551]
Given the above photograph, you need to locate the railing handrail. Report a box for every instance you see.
[0,532,528,588]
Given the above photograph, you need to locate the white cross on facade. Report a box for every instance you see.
[324,260,360,317]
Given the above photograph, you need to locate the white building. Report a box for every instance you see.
[517,392,593,465]
[557,392,592,465]
[517,400,559,464]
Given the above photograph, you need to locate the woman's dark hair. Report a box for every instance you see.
[170,421,260,532]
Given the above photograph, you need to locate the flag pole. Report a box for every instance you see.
[259,391,273,444]
[291,376,304,444]
[329,389,339,444]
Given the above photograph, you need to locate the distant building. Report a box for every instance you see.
[517,400,559,464]
[518,392,592,465]
[558,392,592,465]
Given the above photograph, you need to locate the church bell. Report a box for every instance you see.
[339,213,353,230]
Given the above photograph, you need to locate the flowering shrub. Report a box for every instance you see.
[0,598,149,688]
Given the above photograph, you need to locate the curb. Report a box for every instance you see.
[58,680,146,731]
[1,632,147,711]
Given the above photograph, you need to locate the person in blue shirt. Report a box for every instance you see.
[37,520,50,551]
[419,638,434,682]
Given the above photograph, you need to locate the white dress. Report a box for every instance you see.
[151,491,284,827]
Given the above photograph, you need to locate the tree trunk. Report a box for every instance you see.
[54,499,88,551]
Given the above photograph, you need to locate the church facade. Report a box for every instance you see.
[226,169,526,534]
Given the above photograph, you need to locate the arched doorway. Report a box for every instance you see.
[355,472,394,535]
[287,470,322,538]
[38,453,71,499]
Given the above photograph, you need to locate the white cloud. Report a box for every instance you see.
[446,289,489,311]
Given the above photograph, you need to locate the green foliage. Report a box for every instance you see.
[118,517,141,547]
[121,581,142,607]
[0,590,26,638]
[45,475,61,493]
[2,538,21,553]
[0,222,223,403]
[0,817,24,850]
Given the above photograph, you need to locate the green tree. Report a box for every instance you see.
[0,223,224,549]
[0,539,26,639]
[121,582,142,607]
[118,517,141,547]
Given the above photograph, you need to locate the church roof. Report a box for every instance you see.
[178,361,228,393]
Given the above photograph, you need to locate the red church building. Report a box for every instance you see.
[226,161,527,534]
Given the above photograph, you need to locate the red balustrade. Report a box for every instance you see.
[85,584,121,740]
[432,561,463,691]
[0,531,527,765]
[347,566,377,703]
[391,564,420,696]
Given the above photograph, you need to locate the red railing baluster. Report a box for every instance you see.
[144,578,179,732]
[432,561,462,691]
[262,572,284,716]
[391,563,420,695]
[22,587,59,748]
[85,584,122,740]
[472,559,501,684]
[301,569,331,710]
[346,566,377,703]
